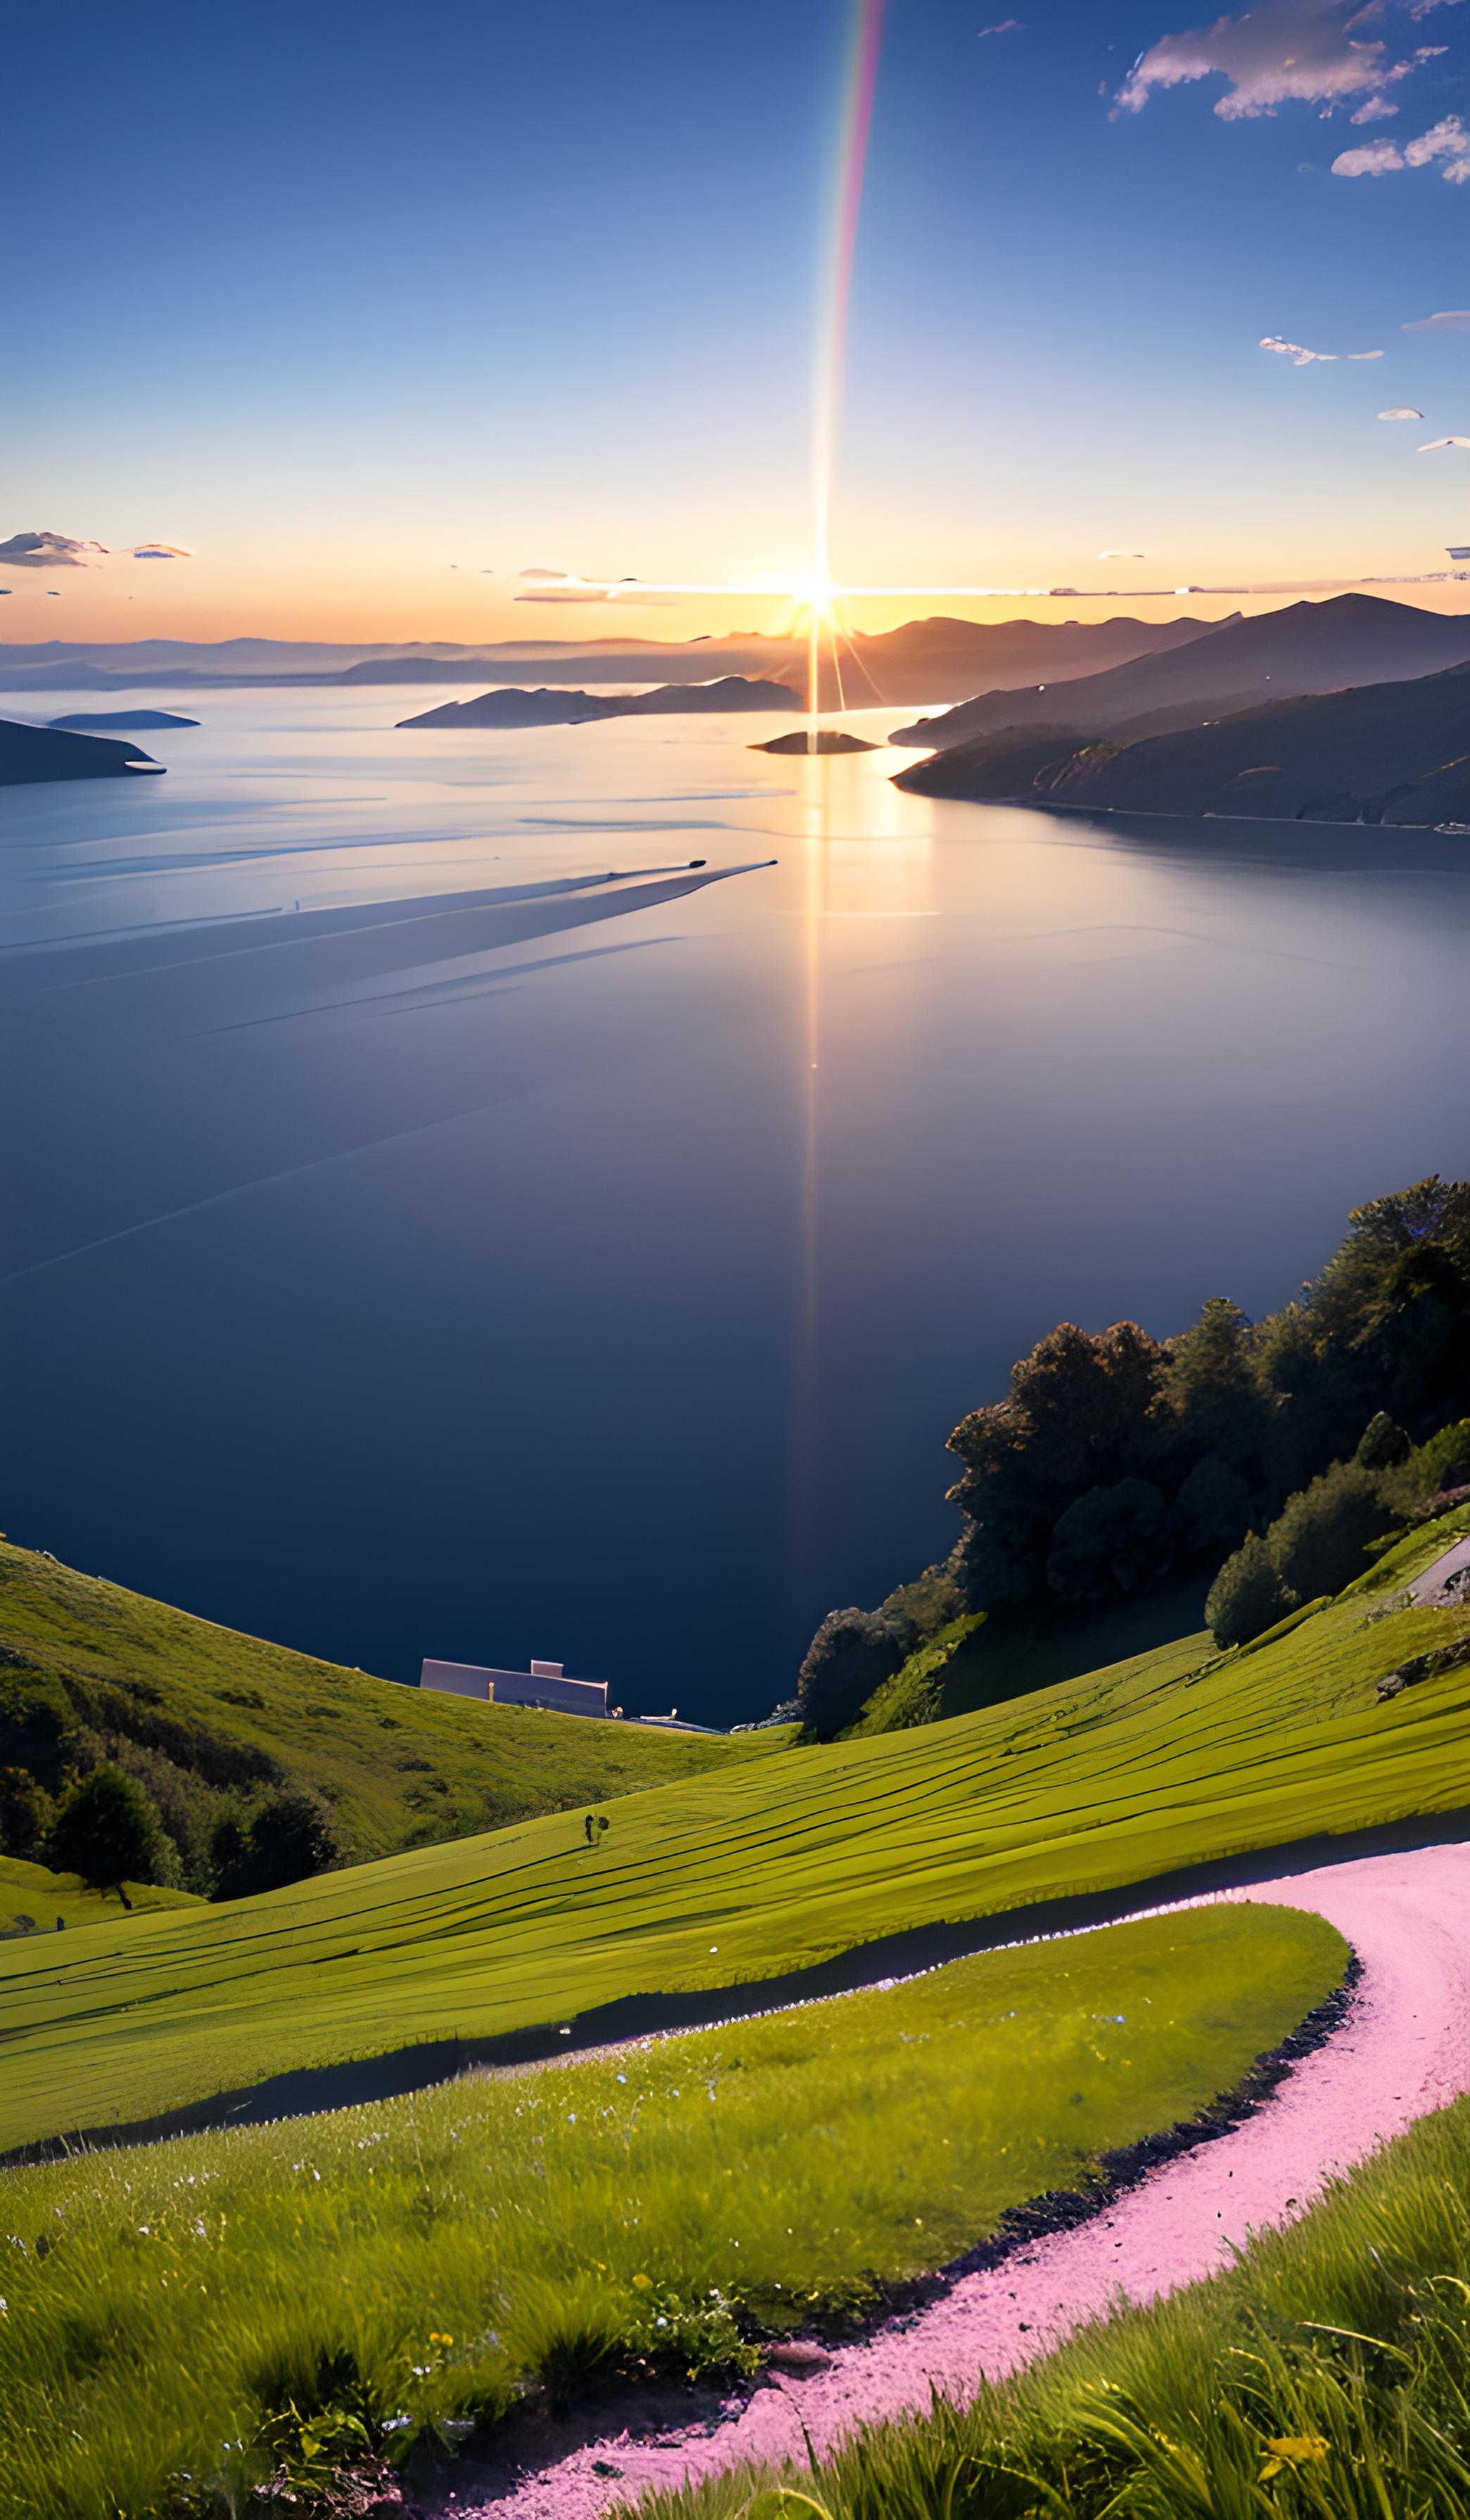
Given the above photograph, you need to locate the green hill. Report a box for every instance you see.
[2,1504,1466,2156]
[0,1542,786,1890]
[1,1852,203,1936]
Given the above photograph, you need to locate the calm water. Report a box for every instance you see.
[4,688,1469,1723]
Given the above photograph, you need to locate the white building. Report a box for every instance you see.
[418,1656,610,1718]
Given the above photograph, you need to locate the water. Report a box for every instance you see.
[4,687,1469,1723]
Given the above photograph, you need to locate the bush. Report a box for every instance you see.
[0,1765,51,1858]
[1357,1410,1410,1472]
[795,1609,902,1740]
[47,1764,167,1904]
[211,1789,339,1900]
[1267,1460,1387,1603]
[1045,1479,1171,1603]
[1206,1531,1295,1649]
[1172,1451,1254,1555]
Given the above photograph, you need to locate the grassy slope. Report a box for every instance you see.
[645,2097,1470,2520]
[0,1542,784,1863]
[0,1854,203,1936]
[1,1509,1466,2153]
[0,1903,1345,2520]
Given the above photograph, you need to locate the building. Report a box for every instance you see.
[418,1656,611,1718]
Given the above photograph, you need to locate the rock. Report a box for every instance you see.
[765,2338,833,2373]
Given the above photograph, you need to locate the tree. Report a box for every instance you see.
[1267,1460,1387,1605]
[1356,1411,1410,1472]
[48,1765,165,1907]
[211,1789,338,1900]
[796,1609,902,1740]
[1173,1452,1254,1557]
[1206,1534,1295,1650]
[0,1765,51,1858]
[1046,1479,1171,1604]
[1155,1297,1270,1474]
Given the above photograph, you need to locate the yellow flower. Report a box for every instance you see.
[632,2272,652,2290]
[1260,2435,1329,2480]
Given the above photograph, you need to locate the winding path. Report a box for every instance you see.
[449,1841,1470,2520]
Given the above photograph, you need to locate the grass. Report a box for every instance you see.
[1,1507,1466,2155]
[0,1539,787,1868]
[0,1900,1344,2520]
[0,1855,203,1939]
[639,2095,1470,2520]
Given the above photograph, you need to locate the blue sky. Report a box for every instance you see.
[5,0,1468,637]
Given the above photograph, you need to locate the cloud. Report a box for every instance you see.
[1262,335,1336,363]
[513,588,611,604]
[131,543,191,560]
[0,529,108,569]
[1403,307,1470,327]
[1334,110,1470,176]
[1098,548,1146,557]
[1116,2,1445,122]
[1350,94,1400,120]
[518,566,572,581]
[1379,403,1426,414]
[1419,433,1470,446]
[978,17,1020,32]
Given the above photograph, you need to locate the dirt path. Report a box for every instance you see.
[449,1841,1470,2520]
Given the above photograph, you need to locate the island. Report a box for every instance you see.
[891,657,1470,829]
[752,728,877,755]
[49,709,200,731]
[399,676,800,731]
[0,719,163,787]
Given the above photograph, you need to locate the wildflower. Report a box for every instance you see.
[632,2273,652,2290]
[1260,2436,1329,2480]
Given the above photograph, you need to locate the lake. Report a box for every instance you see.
[3,687,1469,1723]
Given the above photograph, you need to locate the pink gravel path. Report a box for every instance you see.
[450,1841,1470,2520]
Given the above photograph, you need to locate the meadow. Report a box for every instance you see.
[0,1539,784,1872]
[1,1855,202,1939]
[0,1901,1343,2520]
[645,2090,1470,2520]
[1,1509,1466,2156]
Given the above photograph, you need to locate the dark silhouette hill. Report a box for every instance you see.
[0,616,1214,703]
[0,719,159,785]
[399,676,800,731]
[893,657,1470,828]
[889,596,1470,750]
[753,728,877,754]
[49,709,198,731]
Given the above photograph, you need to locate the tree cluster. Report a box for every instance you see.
[798,1176,1470,1727]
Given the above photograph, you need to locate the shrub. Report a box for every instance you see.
[796,1610,902,1740]
[1356,1410,1410,1472]
[1267,1460,1387,1604]
[1045,1479,1171,1603]
[212,1789,340,1900]
[0,1765,51,1858]
[1206,1532,1295,1649]
[47,1764,167,1905]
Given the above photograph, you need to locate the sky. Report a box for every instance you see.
[4,0,1469,644]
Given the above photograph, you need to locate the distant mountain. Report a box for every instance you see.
[892,656,1470,829]
[49,709,198,731]
[0,719,160,786]
[0,616,1215,703]
[889,595,1470,749]
[399,676,800,730]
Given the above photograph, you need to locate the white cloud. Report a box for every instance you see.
[1116,2,1443,122]
[978,18,1020,32]
[1348,348,1386,357]
[1403,307,1470,328]
[131,543,191,560]
[0,529,108,569]
[1262,334,1336,362]
[1334,109,1470,176]
[1379,403,1426,414]
[1350,94,1400,120]
[1419,434,1470,447]
[518,566,571,581]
